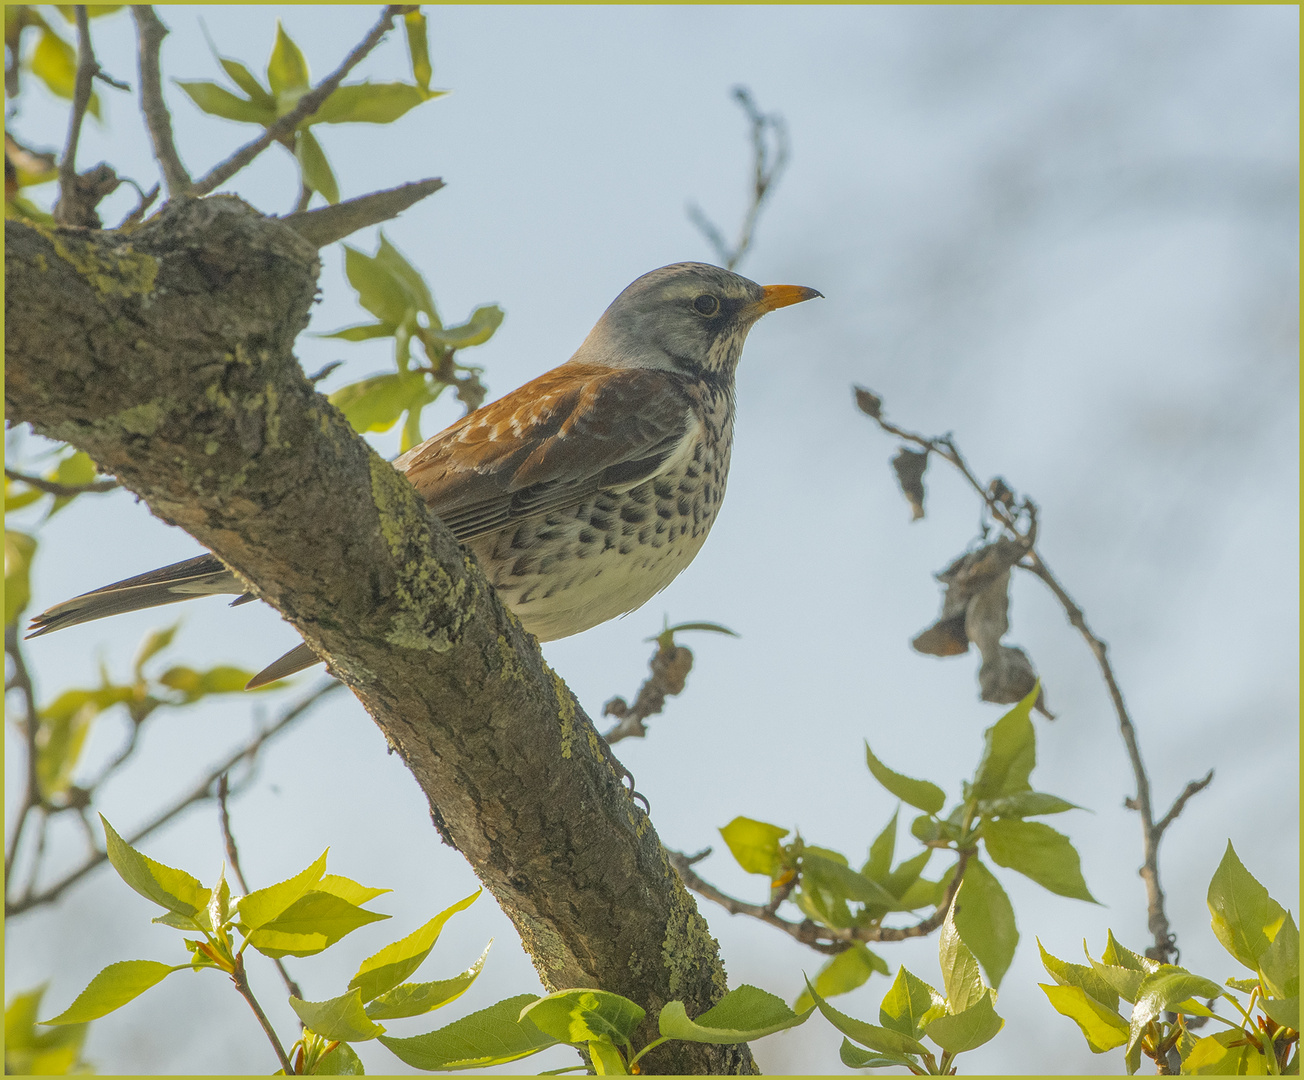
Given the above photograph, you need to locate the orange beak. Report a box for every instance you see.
[756,283,824,314]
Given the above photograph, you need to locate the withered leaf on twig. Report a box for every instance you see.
[853,385,883,419]
[911,538,1052,717]
[892,447,929,521]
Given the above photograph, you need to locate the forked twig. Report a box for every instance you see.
[131,6,192,197]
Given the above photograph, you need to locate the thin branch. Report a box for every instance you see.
[279,176,444,248]
[602,640,694,744]
[191,5,412,198]
[218,774,304,1001]
[6,680,341,917]
[668,848,970,954]
[117,181,160,229]
[131,6,192,198]
[231,953,294,1075]
[855,388,1215,964]
[1154,769,1216,839]
[4,467,119,496]
[3,626,44,886]
[52,7,97,225]
[687,85,790,272]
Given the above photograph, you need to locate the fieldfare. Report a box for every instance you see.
[28,262,822,686]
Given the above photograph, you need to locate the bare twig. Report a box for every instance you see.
[602,640,695,744]
[687,85,790,271]
[54,8,95,214]
[117,181,161,228]
[855,388,1214,964]
[668,848,971,954]
[131,6,192,198]
[4,626,44,885]
[231,952,294,1075]
[279,176,444,248]
[218,774,304,1001]
[6,680,341,917]
[191,5,413,198]
[5,467,119,496]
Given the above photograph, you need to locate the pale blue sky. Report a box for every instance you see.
[7,6,1298,1074]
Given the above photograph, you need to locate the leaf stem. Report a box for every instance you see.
[231,951,294,1074]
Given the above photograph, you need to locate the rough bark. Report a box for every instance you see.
[4,197,754,1075]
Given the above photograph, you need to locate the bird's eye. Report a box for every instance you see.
[693,294,719,316]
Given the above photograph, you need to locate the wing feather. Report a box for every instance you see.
[395,364,693,542]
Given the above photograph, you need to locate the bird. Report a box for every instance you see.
[27,262,822,688]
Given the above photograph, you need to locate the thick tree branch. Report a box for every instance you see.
[3,201,749,1074]
[131,6,192,198]
[279,177,444,248]
[191,5,410,198]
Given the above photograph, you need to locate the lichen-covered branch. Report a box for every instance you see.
[279,177,445,248]
[4,201,749,1074]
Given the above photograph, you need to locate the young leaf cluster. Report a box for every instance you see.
[718,685,1092,1003]
[1040,843,1299,1074]
[177,14,440,207]
[324,234,500,450]
[807,884,1005,1074]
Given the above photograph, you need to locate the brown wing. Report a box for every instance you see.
[395,363,695,542]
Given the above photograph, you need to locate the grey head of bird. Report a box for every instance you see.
[569,262,822,378]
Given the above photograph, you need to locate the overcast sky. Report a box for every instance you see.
[6,5,1299,1074]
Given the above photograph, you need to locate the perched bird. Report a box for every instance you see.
[28,262,821,687]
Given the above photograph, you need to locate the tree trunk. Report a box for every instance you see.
[4,197,754,1075]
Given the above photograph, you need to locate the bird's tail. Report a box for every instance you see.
[245,643,320,689]
[25,553,247,638]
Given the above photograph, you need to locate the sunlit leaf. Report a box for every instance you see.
[970,684,1038,800]
[795,944,888,1012]
[1037,939,1119,1011]
[296,128,339,204]
[981,818,1097,903]
[365,943,489,1020]
[863,742,945,814]
[101,816,210,918]
[938,885,986,1013]
[404,10,431,89]
[4,529,36,625]
[921,992,1003,1054]
[802,978,927,1057]
[1207,842,1288,971]
[659,984,811,1045]
[40,961,179,1025]
[718,817,789,877]
[349,890,481,1003]
[954,859,1018,989]
[175,79,275,124]
[424,305,505,350]
[878,966,946,1040]
[521,989,644,1047]
[378,994,557,1070]
[1039,983,1128,1052]
[237,849,328,930]
[313,82,434,124]
[290,989,384,1043]
[267,20,310,95]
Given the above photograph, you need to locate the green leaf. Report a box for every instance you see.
[5,530,36,625]
[310,1039,365,1075]
[365,944,489,1020]
[237,849,328,930]
[659,984,813,1045]
[521,990,645,1046]
[1183,1029,1269,1075]
[802,978,927,1057]
[341,243,413,327]
[313,82,433,124]
[802,851,897,907]
[40,960,179,1024]
[314,874,391,908]
[878,966,946,1040]
[587,1039,628,1075]
[839,1037,916,1070]
[101,816,210,917]
[296,128,339,204]
[159,664,260,700]
[883,849,933,906]
[320,322,396,342]
[247,889,389,958]
[37,685,132,797]
[4,985,89,1076]
[719,817,789,877]
[976,791,1080,818]
[290,989,384,1043]
[938,885,987,1014]
[349,890,480,1003]
[5,480,45,512]
[424,305,505,350]
[1258,911,1299,1000]
[133,623,179,677]
[404,10,431,89]
[175,80,275,124]
[377,994,558,1070]
[1126,967,1227,1057]
[329,371,436,435]
[1101,929,1159,974]
[1263,996,1298,1030]
[863,742,946,814]
[1207,842,1289,971]
[216,54,274,108]
[1037,939,1119,1011]
[981,818,1097,902]
[970,684,1038,800]
[921,992,1003,1054]
[373,234,438,319]
[795,944,889,1012]
[861,809,898,883]
[954,859,1018,989]
[1039,983,1128,1052]
[267,20,310,94]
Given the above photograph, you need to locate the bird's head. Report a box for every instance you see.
[573,262,822,379]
